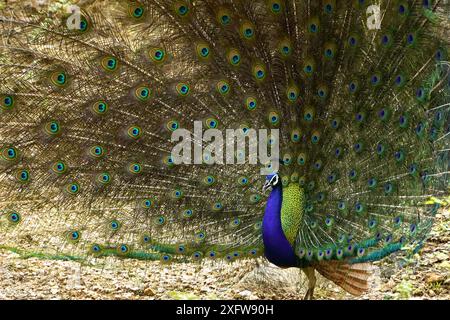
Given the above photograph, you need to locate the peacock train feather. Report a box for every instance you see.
[0,0,449,299]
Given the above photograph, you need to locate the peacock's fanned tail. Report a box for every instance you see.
[0,0,449,271]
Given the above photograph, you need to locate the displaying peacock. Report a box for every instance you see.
[0,0,449,300]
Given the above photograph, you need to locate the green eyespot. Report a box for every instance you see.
[129,4,145,19]
[7,211,21,224]
[50,70,68,87]
[1,95,15,111]
[176,83,190,97]
[148,47,167,63]
[134,85,153,102]
[92,100,108,115]
[44,120,61,136]
[240,21,255,40]
[195,42,211,60]
[16,169,30,183]
[52,161,67,174]
[127,126,142,139]
[100,56,119,72]
[1,146,19,162]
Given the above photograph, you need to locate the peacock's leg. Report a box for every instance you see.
[302,267,316,300]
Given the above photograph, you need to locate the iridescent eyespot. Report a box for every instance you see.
[134,85,152,102]
[118,244,129,254]
[327,172,338,184]
[148,47,167,63]
[353,141,364,153]
[348,35,358,47]
[89,145,105,158]
[78,16,89,32]
[355,202,365,214]
[127,126,142,139]
[252,62,266,81]
[67,230,81,242]
[212,202,223,211]
[204,118,218,129]
[415,87,427,102]
[399,114,409,128]
[268,1,283,14]
[1,147,18,162]
[203,175,216,186]
[338,200,347,211]
[378,108,391,122]
[297,153,307,166]
[7,211,21,224]
[16,169,30,183]
[172,189,184,200]
[155,216,166,226]
[182,208,193,218]
[348,80,359,93]
[90,244,101,254]
[317,85,328,99]
[129,4,145,19]
[195,231,206,242]
[370,73,382,86]
[66,182,80,195]
[50,70,68,87]
[166,120,180,132]
[268,111,280,126]
[141,234,152,244]
[192,252,203,261]
[142,198,154,209]
[325,216,334,227]
[303,60,315,75]
[291,129,301,143]
[396,3,409,16]
[128,163,142,174]
[217,9,232,26]
[97,172,111,185]
[278,39,292,57]
[394,150,405,162]
[394,74,406,87]
[283,153,293,165]
[323,2,334,14]
[196,43,211,59]
[303,107,315,122]
[176,83,190,97]
[406,32,416,46]
[240,21,255,40]
[227,48,241,66]
[307,18,319,33]
[245,96,257,111]
[52,161,67,174]
[238,176,249,186]
[216,80,230,95]
[384,182,394,194]
[381,33,393,47]
[100,56,119,72]
[92,100,108,115]
[368,177,377,189]
[1,95,15,110]
[311,131,321,144]
[229,218,241,228]
[110,220,120,231]
[44,121,61,136]
[286,84,299,102]
[174,2,190,17]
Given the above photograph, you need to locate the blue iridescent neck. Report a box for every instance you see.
[262,184,297,267]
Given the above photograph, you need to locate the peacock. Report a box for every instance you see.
[0,0,449,300]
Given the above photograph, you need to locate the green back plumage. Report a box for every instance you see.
[0,0,448,273]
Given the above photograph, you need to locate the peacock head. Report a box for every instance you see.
[263,173,280,192]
